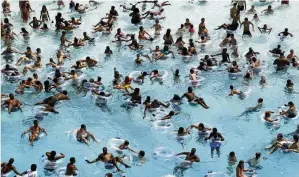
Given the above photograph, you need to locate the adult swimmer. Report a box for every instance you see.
[35,91,69,105]
[85,147,131,172]
[246,152,266,169]
[205,128,224,158]
[240,17,254,38]
[211,48,230,63]
[76,124,99,146]
[123,88,142,104]
[1,93,23,114]
[117,140,139,153]
[238,98,263,117]
[261,5,274,15]
[258,24,272,34]
[65,157,78,176]
[186,123,212,134]
[268,135,299,154]
[236,160,254,177]
[228,85,246,100]
[280,101,297,118]
[78,56,98,67]
[21,120,48,146]
[1,158,21,176]
[45,150,65,163]
[152,111,179,121]
[273,53,290,70]
[181,87,209,109]
[174,148,200,174]
[278,28,293,38]
[263,111,279,123]
[265,133,286,153]
[143,97,169,118]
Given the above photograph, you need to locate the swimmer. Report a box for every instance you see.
[20,28,29,37]
[45,151,65,162]
[263,111,279,123]
[123,88,142,104]
[152,111,178,120]
[228,85,246,100]
[175,148,200,167]
[227,61,240,73]
[181,87,209,109]
[186,123,212,134]
[273,53,290,70]
[228,151,237,164]
[143,97,169,118]
[278,28,293,37]
[246,152,266,169]
[29,17,43,28]
[266,133,286,153]
[1,158,21,176]
[280,101,297,118]
[247,5,256,13]
[285,79,294,91]
[22,56,42,75]
[269,135,299,154]
[238,98,263,117]
[258,24,272,34]
[16,47,36,66]
[60,31,72,47]
[176,24,186,36]
[240,18,254,38]
[69,17,82,26]
[230,3,238,19]
[65,157,78,176]
[142,8,164,18]
[138,26,152,41]
[68,37,85,47]
[219,33,231,47]
[35,91,69,105]
[163,29,174,45]
[243,71,253,85]
[85,147,131,172]
[40,5,50,22]
[236,0,246,11]
[104,46,113,56]
[205,128,224,158]
[261,5,274,15]
[198,18,208,37]
[236,160,254,177]
[245,47,259,60]
[79,56,98,67]
[270,45,285,55]
[252,13,259,22]
[189,69,198,81]
[1,93,22,114]
[286,49,298,61]
[211,48,230,63]
[105,173,113,177]
[151,19,162,35]
[118,140,138,153]
[21,120,48,146]
[76,124,99,146]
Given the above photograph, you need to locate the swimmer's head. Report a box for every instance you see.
[175,69,179,75]
[62,90,68,95]
[139,26,144,31]
[190,69,195,74]
[26,47,31,51]
[245,17,248,21]
[33,73,38,78]
[255,152,261,159]
[251,5,255,9]
[201,18,205,22]
[124,140,130,145]
[277,45,281,48]
[198,123,204,128]
[50,151,57,157]
[212,128,218,133]
[229,85,234,90]
[268,5,271,9]
[191,148,196,155]
[229,151,235,157]
[70,157,76,164]
[187,86,193,93]
[134,88,140,94]
[277,133,283,139]
[230,34,235,38]
[178,127,184,134]
[99,92,105,96]
[33,120,38,126]
[103,147,108,153]
[265,111,271,117]
[190,24,194,29]
[71,70,75,75]
[284,28,288,32]
[232,61,237,66]
[145,96,150,102]
[185,18,190,23]
[97,77,101,81]
[139,150,145,157]
[180,24,184,28]
[226,33,230,38]
[252,57,257,63]
[8,158,14,164]
[222,48,227,53]
[290,49,294,53]
[258,98,263,103]
[30,164,37,171]
[9,93,14,100]
[111,6,115,10]
[142,72,148,76]
[249,47,253,52]
[81,124,86,130]
[287,101,294,107]
[233,3,237,6]
[201,36,204,40]
[155,19,159,24]
[293,135,298,142]
[169,111,175,116]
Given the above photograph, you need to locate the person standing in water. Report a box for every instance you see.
[65,157,78,176]
[240,17,254,38]
[1,158,21,176]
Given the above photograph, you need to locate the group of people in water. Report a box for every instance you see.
[1,0,299,177]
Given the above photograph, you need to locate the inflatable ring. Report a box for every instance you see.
[228,72,242,80]
[152,147,175,159]
[260,113,280,126]
[55,167,80,177]
[104,162,115,170]
[175,156,193,168]
[279,141,295,153]
[3,104,21,112]
[181,55,193,61]
[95,94,111,105]
[3,74,22,82]
[267,51,280,58]
[107,137,125,154]
[129,71,142,83]
[40,155,64,171]
[252,62,268,74]
[278,106,299,120]
[188,77,205,87]
[1,171,14,177]
[204,171,230,177]
[32,105,49,118]
[123,99,138,107]
[152,120,173,133]
[83,82,98,90]
[151,70,168,81]
[197,40,212,48]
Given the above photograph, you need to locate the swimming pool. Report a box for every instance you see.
[1,0,299,177]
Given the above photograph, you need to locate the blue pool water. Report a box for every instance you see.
[1,0,299,177]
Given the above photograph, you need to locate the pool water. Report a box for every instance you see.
[1,0,299,177]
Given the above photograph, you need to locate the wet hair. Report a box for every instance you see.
[229,85,234,90]
[212,128,217,133]
[50,151,57,158]
[139,150,145,157]
[33,120,38,125]
[70,157,76,163]
[255,152,261,159]
[294,135,298,142]
[178,127,184,134]
[258,98,263,103]
[229,151,235,157]
[81,124,86,129]
[288,101,294,106]
[30,164,37,171]
[62,90,68,95]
